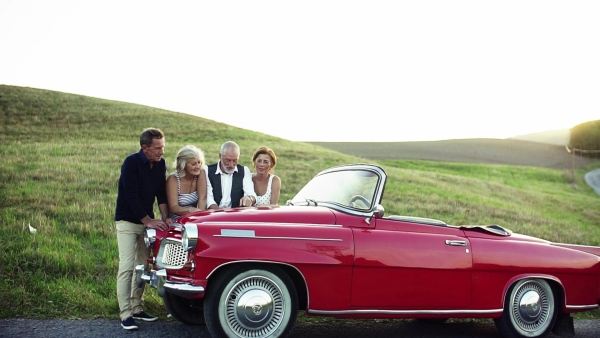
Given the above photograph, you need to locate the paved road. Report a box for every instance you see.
[584,168,600,195]
[1,317,599,338]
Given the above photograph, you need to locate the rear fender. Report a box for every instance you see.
[502,274,565,311]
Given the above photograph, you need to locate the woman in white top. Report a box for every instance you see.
[166,145,208,220]
[251,146,281,206]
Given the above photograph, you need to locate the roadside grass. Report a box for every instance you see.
[1,85,599,320]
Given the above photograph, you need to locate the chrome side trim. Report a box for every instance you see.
[565,304,599,310]
[387,215,447,226]
[214,233,343,242]
[221,229,255,237]
[309,308,503,315]
[202,221,343,228]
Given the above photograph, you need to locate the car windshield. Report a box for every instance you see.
[290,168,380,210]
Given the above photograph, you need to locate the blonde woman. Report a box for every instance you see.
[251,146,281,205]
[166,145,208,221]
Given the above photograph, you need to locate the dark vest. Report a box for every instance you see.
[207,163,245,207]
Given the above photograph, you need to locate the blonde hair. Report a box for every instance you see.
[174,145,205,176]
[252,146,277,173]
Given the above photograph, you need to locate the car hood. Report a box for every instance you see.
[179,205,338,226]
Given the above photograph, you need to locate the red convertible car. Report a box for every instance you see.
[136,164,600,338]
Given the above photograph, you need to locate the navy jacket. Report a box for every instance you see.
[115,150,167,224]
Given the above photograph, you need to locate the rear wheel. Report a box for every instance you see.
[205,265,298,338]
[494,279,557,338]
[163,292,205,326]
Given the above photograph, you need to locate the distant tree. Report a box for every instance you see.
[569,120,600,157]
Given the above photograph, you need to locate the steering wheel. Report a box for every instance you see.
[349,195,370,208]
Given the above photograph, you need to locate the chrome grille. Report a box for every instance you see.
[156,239,187,269]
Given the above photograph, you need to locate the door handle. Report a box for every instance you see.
[445,240,467,246]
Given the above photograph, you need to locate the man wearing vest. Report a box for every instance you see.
[206,141,257,208]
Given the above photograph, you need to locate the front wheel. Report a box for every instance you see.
[163,292,205,326]
[205,265,298,338]
[494,279,557,338]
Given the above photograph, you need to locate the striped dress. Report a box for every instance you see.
[168,173,198,221]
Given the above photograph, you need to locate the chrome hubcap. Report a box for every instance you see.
[518,290,541,321]
[237,289,273,327]
[225,276,284,337]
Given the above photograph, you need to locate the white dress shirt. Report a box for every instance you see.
[203,165,214,208]
[205,162,257,208]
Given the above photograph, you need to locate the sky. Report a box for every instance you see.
[1,1,598,142]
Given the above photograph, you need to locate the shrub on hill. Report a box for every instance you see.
[570,120,600,157]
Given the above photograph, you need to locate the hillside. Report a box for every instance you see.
[509,128,570,146]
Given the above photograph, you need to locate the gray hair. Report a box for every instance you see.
[220,141,240,156]
[174,145,205,176]
[140,128,164,147]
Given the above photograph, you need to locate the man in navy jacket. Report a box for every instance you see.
[114,127,172,330]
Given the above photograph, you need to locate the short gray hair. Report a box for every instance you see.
[140,128,164,147]
[220,141,240,156]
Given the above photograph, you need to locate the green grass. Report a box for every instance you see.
[1,85,599,320]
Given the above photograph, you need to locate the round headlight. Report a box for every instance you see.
[181,224,198,251]
[144,228,157,247]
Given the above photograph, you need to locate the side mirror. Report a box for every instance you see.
[365,204,385,225]
[373,204,385,219]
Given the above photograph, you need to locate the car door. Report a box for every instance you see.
[350,218,472,309]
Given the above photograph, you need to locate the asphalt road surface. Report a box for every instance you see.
[584,168,600,195]
[1,317,599,338]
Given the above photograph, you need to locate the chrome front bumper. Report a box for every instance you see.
[135,264,205,297]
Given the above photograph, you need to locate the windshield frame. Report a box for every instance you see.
[289,164,387,217]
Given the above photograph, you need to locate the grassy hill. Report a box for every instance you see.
[1,85,599,320]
